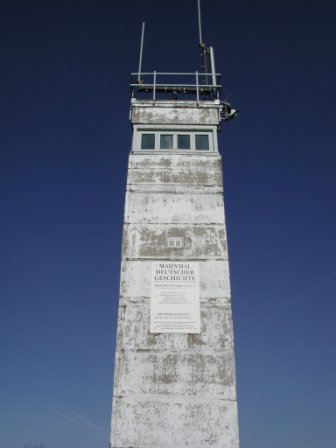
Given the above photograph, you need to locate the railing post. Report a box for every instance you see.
[153,71,156,103]
[196,71,199,105]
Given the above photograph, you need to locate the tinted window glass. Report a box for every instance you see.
[195,134,209,150]
[160,134,173,149]
[141,134,155,150]
[177,135,190,149]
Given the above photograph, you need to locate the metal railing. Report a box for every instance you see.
[130,71,221,103]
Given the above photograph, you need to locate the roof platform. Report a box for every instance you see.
[130,72,221,103]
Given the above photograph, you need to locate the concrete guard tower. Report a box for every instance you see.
[110,5,239,447]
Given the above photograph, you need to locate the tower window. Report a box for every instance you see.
[177,135,191,149]
[160,134,173,149]
[141,134,155,150]
[195,134,209,150]
[136,130,214,151]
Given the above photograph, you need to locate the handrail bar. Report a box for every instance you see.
[130,71,222,101]
[130,83,222,88]
[131,72,221,76]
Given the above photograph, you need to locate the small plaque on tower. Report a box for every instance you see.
[150,261,200,333]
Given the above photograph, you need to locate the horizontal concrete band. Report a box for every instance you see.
[128,153,222,166]
[122,223,227,259]
[113,349,236,400]
[126,186,224,195]
[111,397,239,448]
[116,304,234,352]
[128,154,223,190]
[125,191,225,224]
[118,297,232,305]
[128,157,222,173]
[127,168,222,185]
[131,104,222,126]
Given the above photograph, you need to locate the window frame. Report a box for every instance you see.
[177,133,191,150]
[133,126,217,153]
[140,133,156,150]
[159,133,174,150]
[195,133,210,151]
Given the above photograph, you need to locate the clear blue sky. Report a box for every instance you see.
[1,1,335,447]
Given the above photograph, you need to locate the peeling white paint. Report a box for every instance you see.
[110,100,239,448]
[122,223,227,259]
[111,398,239,448]
[117,304,235,352]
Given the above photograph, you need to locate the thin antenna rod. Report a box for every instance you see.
[197,0,208,84]
[209,46,216,86]
[137,22,145,83]
[197,0,203,45]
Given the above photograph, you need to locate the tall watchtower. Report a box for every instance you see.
[110,5,239,447]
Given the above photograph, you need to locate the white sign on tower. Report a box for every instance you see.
[150,261,200,333]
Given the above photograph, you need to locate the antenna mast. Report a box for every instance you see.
[197,0,203,47]
[197,0,208,84]
[137,22,145,84]
[197,0,217,87]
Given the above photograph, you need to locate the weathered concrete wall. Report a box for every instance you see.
[123,224,227,259]
[117,303,234,351]
[131,100,222,126]
[112,398,238,448]
[110,101,239,448]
